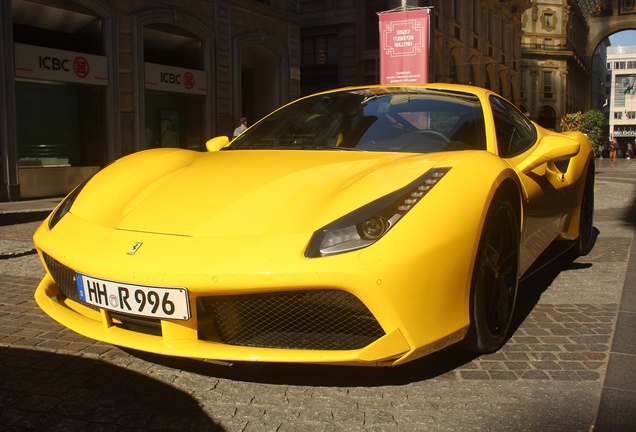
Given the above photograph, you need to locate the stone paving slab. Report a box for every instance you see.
[0,158,634,431]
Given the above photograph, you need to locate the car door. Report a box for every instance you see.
[489,95,572,274]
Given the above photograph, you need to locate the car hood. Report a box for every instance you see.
[71,148,456,237]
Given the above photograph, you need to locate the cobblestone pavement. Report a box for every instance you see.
[1,158,634,431]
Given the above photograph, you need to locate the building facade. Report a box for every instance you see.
[1,0,301,201]
[607,45,636,148]
[519,0,591,130]
[591,37,611,113]
[0,0,614,202]
[300,0,531,101]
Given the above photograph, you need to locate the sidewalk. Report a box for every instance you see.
[0,197,60,215]
[593,158,636,431]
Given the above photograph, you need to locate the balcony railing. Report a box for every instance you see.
[521,43,572,51]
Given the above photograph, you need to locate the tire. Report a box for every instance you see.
[573,165,595,256]
[462,198,520,354]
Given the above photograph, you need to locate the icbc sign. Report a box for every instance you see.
[159,71,195,89]
[38,56,90,79]
[161,72,182,84]
[15,44,108,85]
[145,62,206,95]
[38,56,69,71]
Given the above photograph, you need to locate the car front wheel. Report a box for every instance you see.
[573,164,595,256]
[462,198,520,354]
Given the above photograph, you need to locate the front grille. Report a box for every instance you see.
[197,290,385,350]
[42,253,90,307]
[43,253,162,336]
[43,253,384,349]
[110,312,162,336]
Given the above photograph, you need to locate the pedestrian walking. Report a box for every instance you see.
[233,117,248,138]
[609,138,618,166]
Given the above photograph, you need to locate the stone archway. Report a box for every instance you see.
[234,31,288,125]
[586,0,636,64]
[538,104,557,130]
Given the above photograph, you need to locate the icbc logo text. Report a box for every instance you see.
[161,72,182,84]
[39,56,69,71]
[38,55,90,78]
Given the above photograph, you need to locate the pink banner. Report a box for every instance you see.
[379,9,430,85]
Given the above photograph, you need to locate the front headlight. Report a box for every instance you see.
[305,167,450,257]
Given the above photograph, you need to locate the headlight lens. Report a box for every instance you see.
[48,177,91,229]
[361,216,389,239]
[305,167,450,257]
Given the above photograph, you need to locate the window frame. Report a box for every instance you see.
[489,95,537,158]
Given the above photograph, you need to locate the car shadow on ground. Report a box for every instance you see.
[123,230,601,388]
[124,344,476,388]
[0,347,222,431]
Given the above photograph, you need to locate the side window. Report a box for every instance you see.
[490,96,536,157]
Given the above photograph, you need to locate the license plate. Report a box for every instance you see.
[76,274,190,320]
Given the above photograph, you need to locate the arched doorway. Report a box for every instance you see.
[234,32,287,127]
[142,24,206,150]
[538,105,557,130]
[9,0,116,199]
[239,44,281,124]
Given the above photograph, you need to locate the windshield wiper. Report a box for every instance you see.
[224,144,366,151]
[299,145,366,151]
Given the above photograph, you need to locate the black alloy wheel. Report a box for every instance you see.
[574,165,595,256]
[462,198,520,354]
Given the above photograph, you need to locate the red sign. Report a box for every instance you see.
[144,62,207,95]
[184,72,195,90]
[73,57,89,78]
[14,43,108,86]
[379,8,430,85]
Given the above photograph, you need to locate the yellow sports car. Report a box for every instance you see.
[34,84,595,366]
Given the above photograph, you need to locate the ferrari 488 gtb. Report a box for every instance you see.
[34,84,595,366]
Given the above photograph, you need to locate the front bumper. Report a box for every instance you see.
[35,271,419,366]
[33,210,472,366]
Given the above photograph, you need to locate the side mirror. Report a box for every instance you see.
[205,136,230,152]
[517,135,581,174]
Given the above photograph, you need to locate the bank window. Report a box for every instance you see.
[627,112,636,119]
[543,71,553,98]
[16,82,104,167]
[614,112,623,119]
[12,0,105,169]
[143,25,205,150]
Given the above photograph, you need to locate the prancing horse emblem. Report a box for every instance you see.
[127,242,143,255]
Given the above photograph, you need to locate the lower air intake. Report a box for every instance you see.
[197,290,384,351]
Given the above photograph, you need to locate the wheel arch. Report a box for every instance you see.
[466,174,523,312]
[485,173,524,239]
[461,176,522,353]
[562,151,596,241]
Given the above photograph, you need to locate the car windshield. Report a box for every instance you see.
[228,88,487,153]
